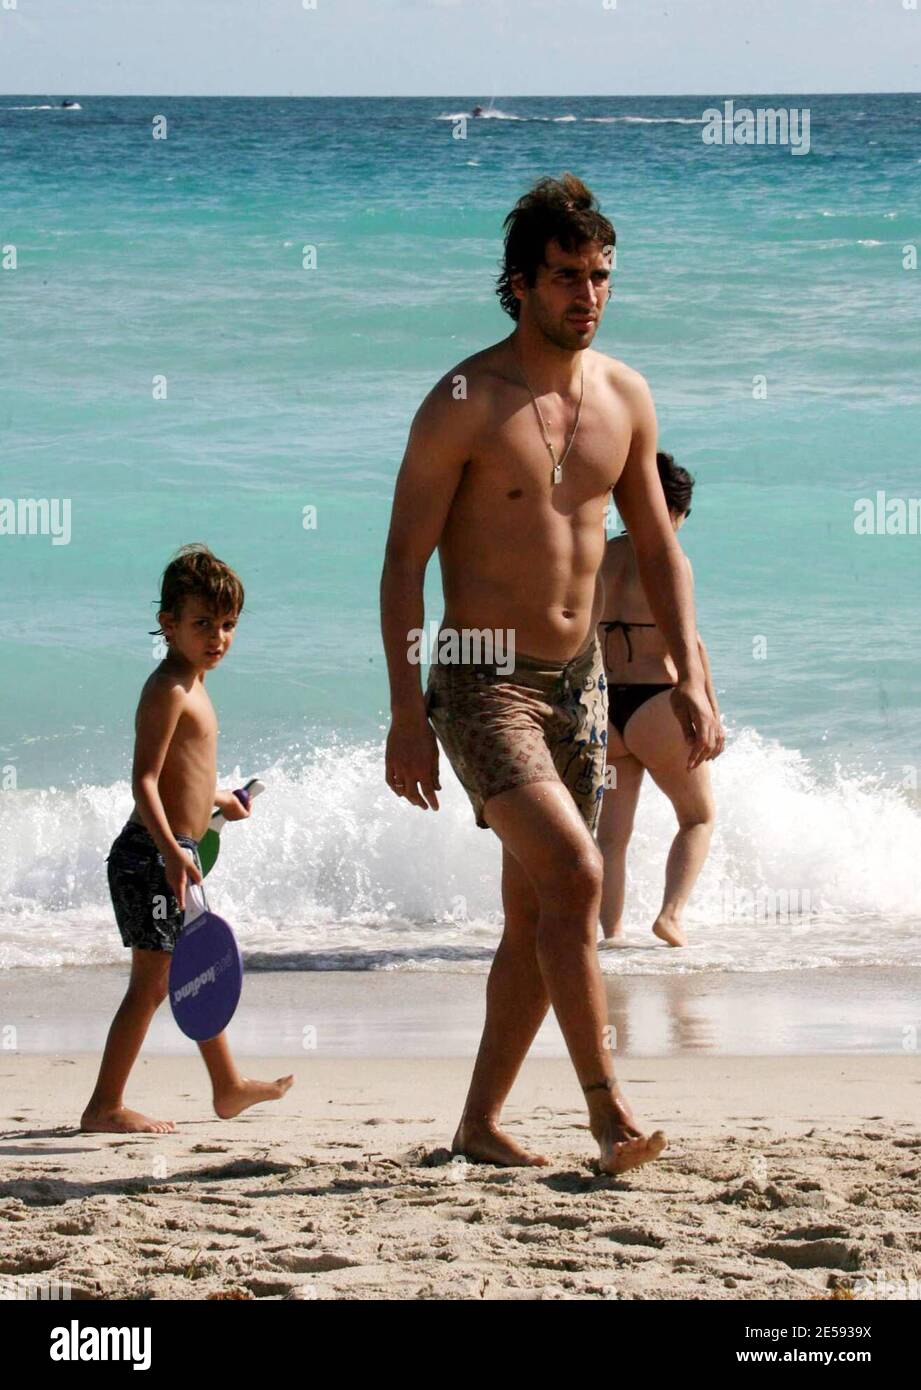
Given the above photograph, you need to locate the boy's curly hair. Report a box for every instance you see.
[495,172,616,321]
[151,543,244,636]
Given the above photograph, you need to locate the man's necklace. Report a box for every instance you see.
[514,351,585,486]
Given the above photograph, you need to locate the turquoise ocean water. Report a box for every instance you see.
[1,94,919,973]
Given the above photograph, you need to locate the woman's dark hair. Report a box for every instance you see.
[657,451,695,516]
[495,172,616,321]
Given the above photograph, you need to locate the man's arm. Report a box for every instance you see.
[380,375,474,808]
[696,634,725,755]
[683,554,721,727]
[612,372,720,767]
[684,553,724,752]
[697,636,718,713]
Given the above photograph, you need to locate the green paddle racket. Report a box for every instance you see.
[199,777,265,878]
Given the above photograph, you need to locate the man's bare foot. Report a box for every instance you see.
[599,932,629,950]
[452,1118,548,1167]
[589,1086,667,1175]
[598,1125,668,1175]
[79,1105,175,1135]
[652,913,687,947]
[213,1074,294,1120]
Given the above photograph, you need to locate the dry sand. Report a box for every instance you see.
[1,1054,919,1301]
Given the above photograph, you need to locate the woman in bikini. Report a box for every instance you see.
[597,452,723,948]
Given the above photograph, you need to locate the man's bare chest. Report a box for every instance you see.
[470,401,629,503]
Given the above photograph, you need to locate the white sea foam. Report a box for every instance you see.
[583,115,704,125]
[436,111,703,125]
[436,109,526,121]
[1,729,919,974]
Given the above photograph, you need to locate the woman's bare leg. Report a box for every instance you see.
[623,691,716,947]
[597,743,644,940]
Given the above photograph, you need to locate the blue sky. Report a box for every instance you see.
[0,0,918,96]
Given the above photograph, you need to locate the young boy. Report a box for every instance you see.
[81,543,293,1133]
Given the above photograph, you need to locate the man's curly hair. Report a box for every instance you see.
[495,172,616,321]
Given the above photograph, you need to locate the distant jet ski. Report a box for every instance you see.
[61,100,80,109]
[472,105,484,117]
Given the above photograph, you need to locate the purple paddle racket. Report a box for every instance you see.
[169,882,243,1041]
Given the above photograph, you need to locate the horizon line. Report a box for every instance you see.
[2,89,919,100]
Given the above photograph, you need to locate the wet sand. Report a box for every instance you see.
[3,964,919,1056]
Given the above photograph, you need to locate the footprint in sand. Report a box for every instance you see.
[754,1238,859,1270]
[603,1224,667,1248]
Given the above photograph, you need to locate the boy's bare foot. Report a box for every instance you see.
[79,1105,175,1134]
[213,1074,294,1120]
[589,1085,668,1175]
[452,1118,548,1167]
[652,913,687,947]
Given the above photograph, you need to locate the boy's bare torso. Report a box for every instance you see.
[437,343,637,662]
[129,668,218,841]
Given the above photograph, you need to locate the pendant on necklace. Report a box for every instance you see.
[553,461,562,485]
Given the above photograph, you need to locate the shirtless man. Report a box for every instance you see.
[380,173,720,1173]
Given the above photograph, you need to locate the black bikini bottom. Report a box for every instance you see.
[608,683,674,737]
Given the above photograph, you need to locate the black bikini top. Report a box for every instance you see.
[599,618,656,662]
